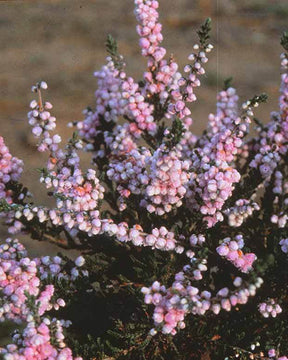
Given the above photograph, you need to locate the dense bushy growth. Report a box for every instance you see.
[0,1,288,359]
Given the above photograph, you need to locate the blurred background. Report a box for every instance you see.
[0,0,287,342]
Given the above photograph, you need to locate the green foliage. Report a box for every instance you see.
[56,221,288,360]
[106,34,118,58]
[197,18,212,48]
[280,31,288,52]
[0,199,12,212]
[249,93,268,107]
[223,77,233,91]
[164,118,185,149]
[106,34,124,69]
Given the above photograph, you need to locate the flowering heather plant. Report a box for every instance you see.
[0,1,288,359]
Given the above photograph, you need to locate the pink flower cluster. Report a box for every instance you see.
[10,85,189,251]
[141,145,190,215]
[76,58,127,144]
[0,238,35,322]
[134,0,212,129]
[258,299,282,318]
[0,137,23,204]
[104,123,137,157]
[93,59,127,124]
[205,87,239,140]
[279,238,288,253]
[168,46,212,121]
[142,271,263,335]
[122,76,157,135]
[28,82,60,157]
[115,224,183,251]
[185,87,253,227]
[0,238,85,359]
[271,213,288,228]
[186,149,241,228]
[0,238,86,323]
[270,170,288,229]
[135,0,188,120]
[11,200,183,251]
[107,147,150,210]
[47,167,105,214]
[189,234,206,247]
[268,348,288,360]
[135,0,164,63]
[216,235,256,273]
[144,59,180,111]
[224,199,260,227]
[0,318,82,360]
[250,53,288,179]
[273,170,285,194]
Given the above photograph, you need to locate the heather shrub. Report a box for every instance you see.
[0,1,288,359]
